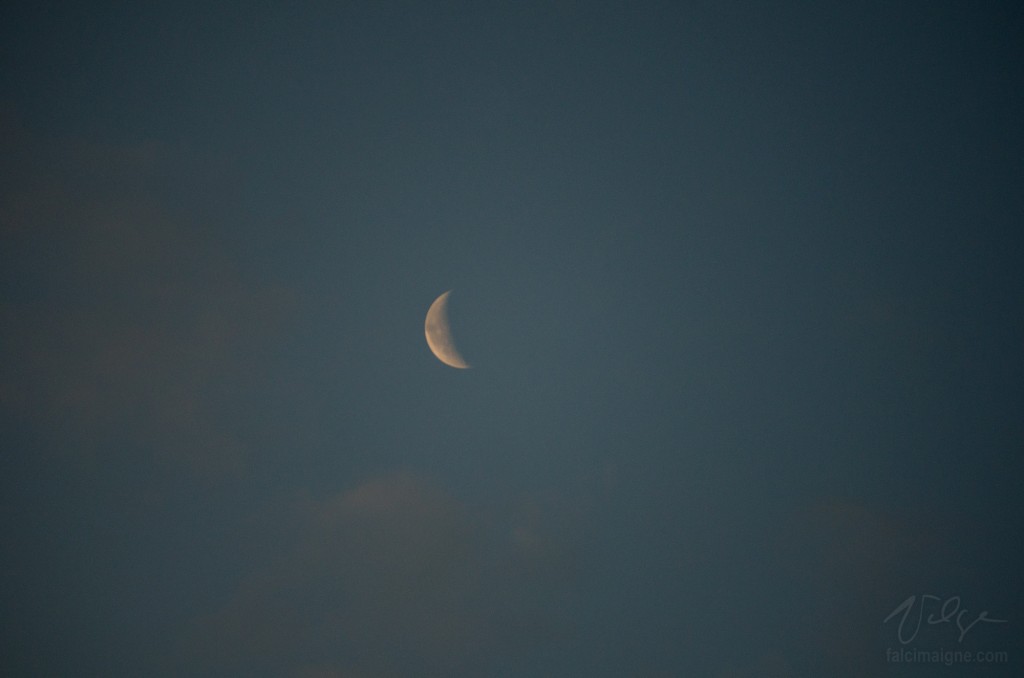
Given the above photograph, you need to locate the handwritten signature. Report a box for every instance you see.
[884,595,1008,644]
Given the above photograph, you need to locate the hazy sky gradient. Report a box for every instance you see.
[2,2,1022,676]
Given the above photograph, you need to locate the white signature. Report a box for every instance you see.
[884,595,1008,644]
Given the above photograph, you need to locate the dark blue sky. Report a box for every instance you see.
[2,2,1022,676]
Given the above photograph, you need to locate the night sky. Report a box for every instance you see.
[2,2,1022,676]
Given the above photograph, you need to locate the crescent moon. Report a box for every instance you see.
[424,290,471,369]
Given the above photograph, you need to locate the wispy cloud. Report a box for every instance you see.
[185,470,608,676]
[1,114,293,478]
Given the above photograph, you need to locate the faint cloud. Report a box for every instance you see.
[776,497,946,677]
[186,471,606,677]
[1,114,294,479]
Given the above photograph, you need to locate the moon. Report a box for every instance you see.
[424,290,471,369]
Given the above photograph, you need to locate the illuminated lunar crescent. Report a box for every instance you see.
[424,290,471,369]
